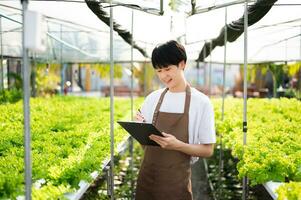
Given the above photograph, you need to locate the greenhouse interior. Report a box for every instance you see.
[0,0,301,199]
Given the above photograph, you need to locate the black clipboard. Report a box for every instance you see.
[117,121,163,146]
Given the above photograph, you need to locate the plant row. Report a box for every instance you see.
[212,98,301,199]
[0,96,143,199]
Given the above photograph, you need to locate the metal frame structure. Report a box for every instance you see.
[103,0,164,16]
[15,0,160,197]
[189,0,255,15]
[198,1,250,199]
[14,0,301,199]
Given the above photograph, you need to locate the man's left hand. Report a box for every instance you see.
[149,132,183,150]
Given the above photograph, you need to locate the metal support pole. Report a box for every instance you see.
[109,1,114,199]
[0,16,3,91]
[60,24,63,94]
[129,9,134,200]
[209,41,212,97]
[219,7,227,200]
[22,0,32,199]
[300,26,301,60]
[242,1,248,200]
[61,64,67,94]
[105,166,112,196]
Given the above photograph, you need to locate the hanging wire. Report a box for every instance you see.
[251,33,301,61]
[46,17,110,34]
[209,41,212,97]
[100,0,163,16]
[251,17,301,30]
[190,0,255,15]
[190,0,301,15]
[0,3,22,11]
[27,0,164,16]
[129,9,134,200]
[0,4,110,34]
[218,6,227,200]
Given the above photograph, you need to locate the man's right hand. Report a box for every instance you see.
[135,109,145,122]
[135,109,146,150]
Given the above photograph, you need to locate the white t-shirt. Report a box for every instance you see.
[140,87,216,163]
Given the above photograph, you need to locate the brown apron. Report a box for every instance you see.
[135,85,193,200]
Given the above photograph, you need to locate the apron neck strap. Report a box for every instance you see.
[184,85,191,114]
[152,88,169,125]
[152,84,191,125]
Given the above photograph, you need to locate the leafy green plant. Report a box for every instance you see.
[0,96,143,199]
[7,72,23,90]
[0,89,22,104]
[276,182,301,200]
[212,98,301,199]
[35,63,60,96]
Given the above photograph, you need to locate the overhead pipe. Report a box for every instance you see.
[218,7,227,200]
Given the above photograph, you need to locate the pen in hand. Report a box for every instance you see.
[137,109,146,122]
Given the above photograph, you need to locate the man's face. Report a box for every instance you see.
[155,62,185,89]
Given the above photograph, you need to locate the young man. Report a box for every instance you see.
[135,40,216,200]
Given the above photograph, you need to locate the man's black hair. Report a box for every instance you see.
[151,40,187,69]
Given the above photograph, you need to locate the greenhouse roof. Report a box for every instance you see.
[0,0,301,64]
